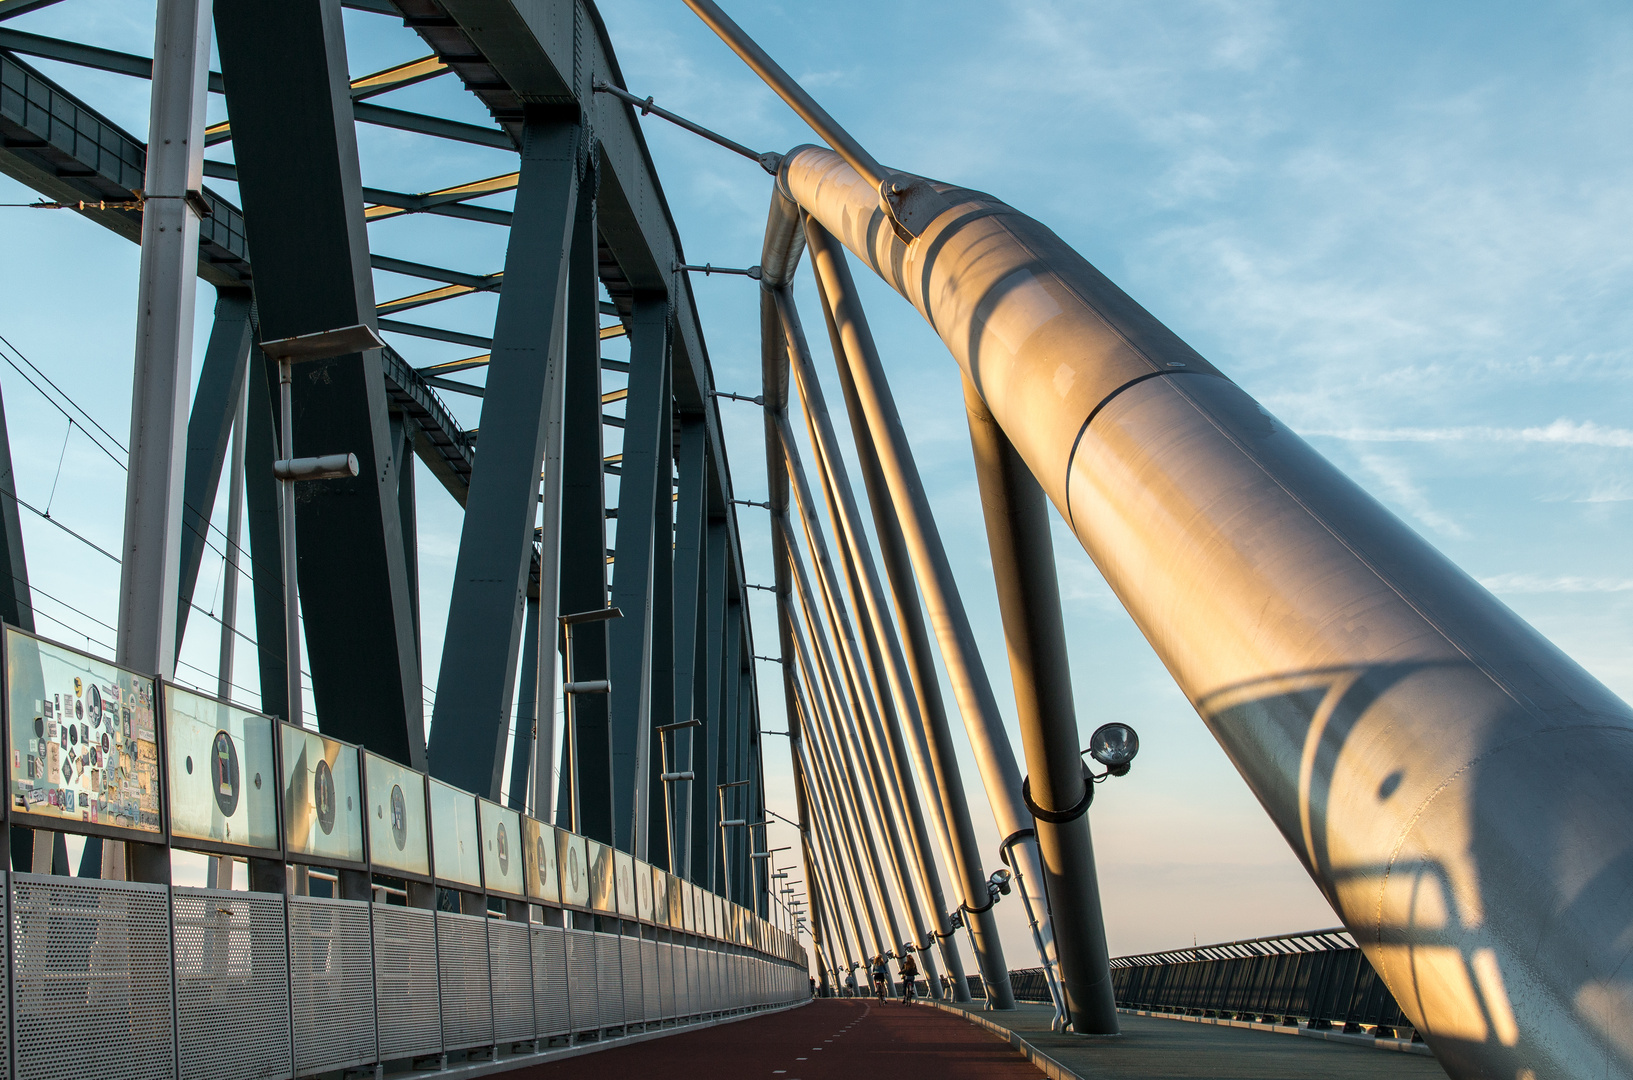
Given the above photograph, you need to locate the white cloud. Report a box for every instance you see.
[1480,573,1633,595]
[1356,454,1464,538]
[1307,419,1633,449]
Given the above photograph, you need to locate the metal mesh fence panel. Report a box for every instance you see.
[289,894,375,1075]
[372,904,441,1062]
[530,924,570,1038]
[11,875,173,1080]
[435,910,493,1052]
[488,918,533,1043]
[565,929,597,1033]
[173,887,290,1080]
[594,932,622,1029]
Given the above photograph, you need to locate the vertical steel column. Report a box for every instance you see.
[965,376,1118,1033]
[779,288,964,994]
[243,351,287,722]
[691,520,727,885]
[0,374,43,874]
[646,392,677,867]
[216,372,248,698]
[718,607,744,897]
[533,192,589,822]
[803,223,1005,1007]
[117,0,211,679]
[669,417,707,874]
[507,596,541,811]
[608,298,672,856]
[554,159,613,841]
[428,116,581,797]
[174,289,254,648]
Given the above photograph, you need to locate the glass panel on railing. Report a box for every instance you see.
[524,816,558,903]
[479,798,524,898]
[613,850,637,918]
[556,828,589,907]
[363,751,429,878]
[281,723,364,864]
[428,778,481,887]
[587,839,615,913]
[650,864,668,926]
[165,684,277,851]
[6,627,161,837]
[634,858,654,922]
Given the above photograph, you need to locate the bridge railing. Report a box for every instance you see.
[0,626,808,1078]
[1012,929,1417,1039]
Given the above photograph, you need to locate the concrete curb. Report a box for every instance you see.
[1117,1007,1435,1057]
[433,999,812,1078]
[927,1000,1083,1080]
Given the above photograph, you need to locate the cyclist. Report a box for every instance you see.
[844,968,858,997]
[899,950,920,1005]
[871,955,890,1000]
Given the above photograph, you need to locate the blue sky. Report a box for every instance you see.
[2,1,1631,964]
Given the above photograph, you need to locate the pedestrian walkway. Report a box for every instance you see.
[501,998,1043,1079]
[931,1000,1449,1080]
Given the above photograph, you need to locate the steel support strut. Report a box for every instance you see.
[117,0,211,681]
[965,376,1118,1033]
[428,114,580,798]
[802,221,1015,1007]
[779,284,964,996]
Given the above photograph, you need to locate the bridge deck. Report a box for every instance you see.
[500,999,1040,1079]
[934,1000,1447,1080]
[488,998,1451,1080]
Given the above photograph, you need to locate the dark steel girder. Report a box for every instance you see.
[216,0,424,763]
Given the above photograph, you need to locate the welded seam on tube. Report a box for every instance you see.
[1061,369,1218,530]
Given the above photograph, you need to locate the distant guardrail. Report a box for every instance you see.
[1011,928,1419,1040]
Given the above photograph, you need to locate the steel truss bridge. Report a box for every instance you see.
[0,1,1629,1079]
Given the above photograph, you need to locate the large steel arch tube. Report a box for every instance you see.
[786,145,1633,1078]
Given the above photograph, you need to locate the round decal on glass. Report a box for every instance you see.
[567,846,581,893]
[211,730,240,817]
[536,836,549,882]
[314,759,336,835]
[389,784,407,850]
[496,822,510,875]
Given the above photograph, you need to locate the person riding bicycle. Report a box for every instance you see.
[870,955,890,999]
[898,950,920,1004]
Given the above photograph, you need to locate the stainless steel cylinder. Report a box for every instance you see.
[785,144,1633,1078]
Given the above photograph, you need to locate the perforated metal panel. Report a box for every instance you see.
[0,879,8,1080]
[658,939,674,1020]
[565,928,597,1032]
[530,924,570,1037]
[174,886,291,1080]
[642,938,659,1021]
[684,945,699,1016]
[11,874,173,1080]
[620,934,642,1024]
[435,910,493,1051]
[372,904,441,1061]
[289,894,376,1075]
[594,932,622,1029]
[488,918,532,1042]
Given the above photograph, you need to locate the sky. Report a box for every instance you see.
[2,0,1632,969]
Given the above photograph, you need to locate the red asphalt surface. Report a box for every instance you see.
[507,999,1043,1080]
